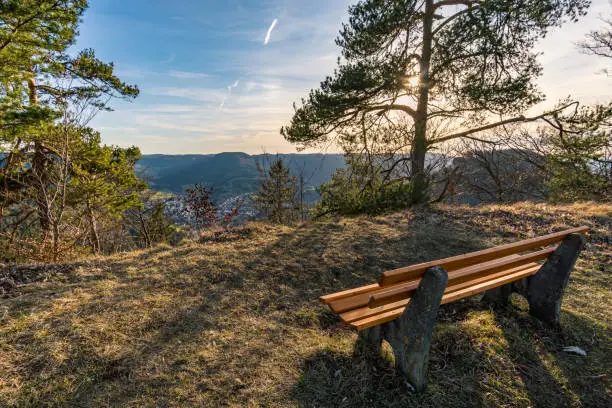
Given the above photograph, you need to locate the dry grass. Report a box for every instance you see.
[0,202,610,407]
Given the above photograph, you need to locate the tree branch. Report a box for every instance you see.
[434,0,481,9]
[432,3,482,35]
[365,103,417,117]
[432,102,579,144]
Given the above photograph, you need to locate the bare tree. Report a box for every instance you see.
[579,17,612,58]
[456,137,546,203]
[578,16,612,74]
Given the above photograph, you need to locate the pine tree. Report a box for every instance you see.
[254,158,297,224]
[69,131,146,254]
[0,1,138,234]
[0,1,145,260]
[281,0,590,202]
[148,201,175,245]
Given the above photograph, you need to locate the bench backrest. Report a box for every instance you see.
[379,225,589,286]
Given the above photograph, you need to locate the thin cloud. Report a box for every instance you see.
[244,81,281,92]
[169,70,210,79]
[264,19,278,45]
[227,79,240,94]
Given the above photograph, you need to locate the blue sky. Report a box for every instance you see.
[76,0,612,154]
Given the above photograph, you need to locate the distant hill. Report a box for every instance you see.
[135,153,346,202]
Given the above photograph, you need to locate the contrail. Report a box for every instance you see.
[220,80,240,110]
[264,19,278,45]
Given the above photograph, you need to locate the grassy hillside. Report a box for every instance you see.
[0,203,610,407]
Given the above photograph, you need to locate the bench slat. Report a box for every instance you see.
[321,255,519,307]
[442,265,538,304]
[379,226,589,286]
[327,280,417,313]
[319,283,381,304]
[326,279,419,313]
[340,262,540,324]
[368,247,554,308]
[365,254,519,310]
[351,263,541,331]
[329,280,419,314]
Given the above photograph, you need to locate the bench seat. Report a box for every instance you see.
[347,262,541,330]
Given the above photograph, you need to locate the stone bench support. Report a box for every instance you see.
[483,233,585,325]
[526,233,585,324]
[358,266,448,391]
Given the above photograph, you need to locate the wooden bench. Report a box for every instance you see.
[320,226,589,391]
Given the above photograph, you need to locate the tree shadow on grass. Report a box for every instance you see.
[292,344,419,408]
[1,243,235,405]
[554,311,612,408]
[291,307,484,408]
[3,279,222,406]
[291,296,611,408]
[490,299,612,408]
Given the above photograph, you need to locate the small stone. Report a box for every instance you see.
[562,346,587,356]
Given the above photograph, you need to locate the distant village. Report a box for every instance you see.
[163,193,258,226]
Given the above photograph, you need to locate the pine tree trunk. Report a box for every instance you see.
[411,0,435,203]
[1,138,21,217]
[86,200,101,254]
[33,141,51,234]
[138,209,152,248]
[299,174,304,222]
[28,75,53,236]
